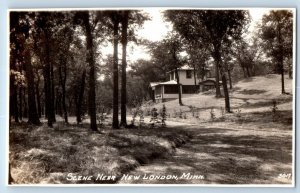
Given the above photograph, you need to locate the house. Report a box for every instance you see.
[150,65,218,103]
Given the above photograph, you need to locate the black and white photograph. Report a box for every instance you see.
[8,8,295,185]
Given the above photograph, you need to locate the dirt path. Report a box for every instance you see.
[118,120,293,185]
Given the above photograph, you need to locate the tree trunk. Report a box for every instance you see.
[228,68,233,89]
[246,66,251,77]
[215,60,221,97]
[23,87,28,118]
[278,24,285,94]
[10,68,19,123]
[43,29,53,127]
[112,14,120,129]
[120,11,129,127]
[281,66,285,94]
[76,70,86,124]
[213,49,221,97]
[214,47,231,112]
[50,59,56,123]
[175,68,183,106]
[83,12,97,131]
[193,64,198,92]
[35,71,42,118]
[221,73,231,112]
[58,55,68,124]
[18,87,22,120]
[24,49,40,125]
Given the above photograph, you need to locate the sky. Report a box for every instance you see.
[101,8,274,64]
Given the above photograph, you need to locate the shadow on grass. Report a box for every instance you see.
[123,124,292,184]
[237,89,267,95]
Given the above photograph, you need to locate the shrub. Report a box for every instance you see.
[131,107,139,126]
[220,107,225,120]
[179,109,183,119]
[271,100,278,121]
[210,108,216,121]
[235,108,242,123]
[138,109,144,128]
[150,108,159,128]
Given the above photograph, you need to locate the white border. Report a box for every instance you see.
[6,7,296,187]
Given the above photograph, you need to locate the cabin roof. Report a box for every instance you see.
[149,80,179,88]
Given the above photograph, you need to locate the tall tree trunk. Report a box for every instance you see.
[221,72,231,112]
[10,67,19,123]
[43,29,53,127]
[228,68,233,89]
[35,71,42,118]
[112,14,120,129]
[215,47,231,112]
[281,66,285,94]
[58,56,68,124]
[120,11,129,127]
[83,12,97,131]
[278,24,285,94]
[50,60,56,123]
[76,70,86,124]
[24,49,40,125]
[193,64,198,92]
[246,66,251,77]
[215,60,221,97]
[18,87,22,120]
[23,87,28,118]
[175,68,183,106]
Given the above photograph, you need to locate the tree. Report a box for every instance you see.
[260,10,293,94]
[165,33,185,106]
[80,11,98,131]
[34,12,57,127]
[120,11,129,127]
[108,11,121,129]
[10,12,40,125]
[165,10,250,112]
[55,18,74,124]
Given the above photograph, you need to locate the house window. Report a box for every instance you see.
[186,70,192,79]
[164,85,178,94]
[182,85,198,94]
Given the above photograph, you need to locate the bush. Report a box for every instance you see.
[271,100,279,121]
[210,108,216,121]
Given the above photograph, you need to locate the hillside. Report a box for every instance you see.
[143,74,293,122]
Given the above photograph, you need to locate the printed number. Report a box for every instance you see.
[278,173,292,179]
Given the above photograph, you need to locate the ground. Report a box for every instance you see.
[9,74,293,185]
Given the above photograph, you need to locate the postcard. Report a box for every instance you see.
[8,8,295,186]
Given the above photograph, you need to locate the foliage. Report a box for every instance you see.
[161,104,167,127]
[165,10,250,112]
[259,10,293,94]
[210,108,216,121]
[271,100,279,122]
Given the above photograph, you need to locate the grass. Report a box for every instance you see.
[9,121,190,184]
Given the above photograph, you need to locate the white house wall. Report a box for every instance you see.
[170,71,201,85]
